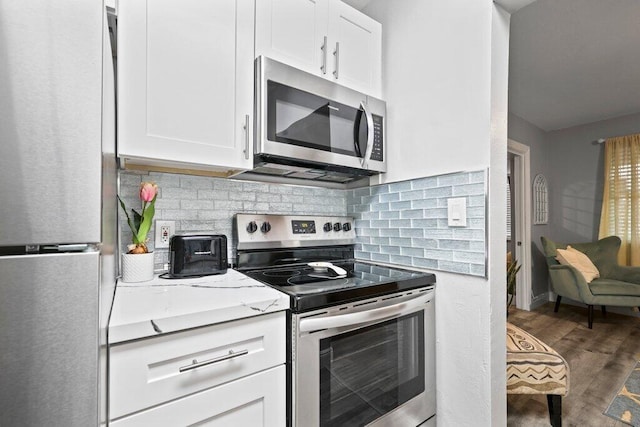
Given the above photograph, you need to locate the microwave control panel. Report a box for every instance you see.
[370,114,384,161]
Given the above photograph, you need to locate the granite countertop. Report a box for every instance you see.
[109,269,289,345]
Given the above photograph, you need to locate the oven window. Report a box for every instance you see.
[267,81,367,157]
[319,311,425,426]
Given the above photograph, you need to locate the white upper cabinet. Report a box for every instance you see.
[327,0,381,97]
[255,0,329,76]
[256,0,382,98]
[117,0,254,176]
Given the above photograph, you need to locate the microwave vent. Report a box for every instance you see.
[252,165,291,176]
[318,174,354,183]
[241,154,375,187]
[286,170,326,179]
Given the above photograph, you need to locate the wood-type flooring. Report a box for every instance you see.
[507,302,640,427]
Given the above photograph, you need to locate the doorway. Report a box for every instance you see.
[508,139,532,311]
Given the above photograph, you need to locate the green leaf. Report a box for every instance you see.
[132,208,142,236]
[118,196,140,244]
[506,259,521,308]
[136,194,156,244]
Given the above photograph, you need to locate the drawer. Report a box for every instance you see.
[111,365,285,427]
[110,311,285,420]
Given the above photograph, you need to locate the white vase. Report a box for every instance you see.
[121,252,155,282]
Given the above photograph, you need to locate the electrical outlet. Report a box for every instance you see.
[155,220,175,249]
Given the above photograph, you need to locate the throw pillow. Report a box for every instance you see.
[555,245,600,283]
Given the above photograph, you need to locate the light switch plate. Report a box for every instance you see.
[447,198,467,227]
[155,220,175,249]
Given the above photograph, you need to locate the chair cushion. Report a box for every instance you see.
[506,323,569,396]
[589,278,640,296]
[556,245,600,282]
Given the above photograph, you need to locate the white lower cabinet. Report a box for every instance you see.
[111,365,285,426]
[109,312,286,426]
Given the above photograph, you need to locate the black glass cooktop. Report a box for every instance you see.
[242,260,436,312]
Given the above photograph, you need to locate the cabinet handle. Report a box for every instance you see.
[333,42,340,79]
[179,349,249,373]
[243,114,250,160]
[320,36,327,74]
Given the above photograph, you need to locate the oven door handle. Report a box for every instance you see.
[299,293,431,332]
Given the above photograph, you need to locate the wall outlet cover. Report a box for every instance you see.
[155,220,175,249]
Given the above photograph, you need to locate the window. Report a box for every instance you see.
[599,134,640,265]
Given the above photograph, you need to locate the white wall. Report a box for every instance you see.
[508,113,553,301]
[489,5,510,426]
[363,1,509,425]
[366,0,492,186]
[547,112,640,243]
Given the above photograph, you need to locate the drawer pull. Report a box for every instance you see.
[179,349,249,373]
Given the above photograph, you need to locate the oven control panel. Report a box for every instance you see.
[236,214,356,250]
[291,219,316,234]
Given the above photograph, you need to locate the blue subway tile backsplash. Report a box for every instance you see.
[120,169,487,276]
[118,172,347,269]
[346,169,487,277]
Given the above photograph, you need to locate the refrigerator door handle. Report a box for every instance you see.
[40,244,91,253]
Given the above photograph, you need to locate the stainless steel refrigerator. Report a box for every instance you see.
[0,1,116,426]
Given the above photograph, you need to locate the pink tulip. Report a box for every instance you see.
[139,182,158,202]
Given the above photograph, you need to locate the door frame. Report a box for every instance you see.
[508,139,532,311]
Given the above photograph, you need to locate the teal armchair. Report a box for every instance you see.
[541,236,640,328]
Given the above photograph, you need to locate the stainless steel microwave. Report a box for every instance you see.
[253,56,386,184]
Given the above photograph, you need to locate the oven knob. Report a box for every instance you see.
[323,222,332,232]
[260,221,271,233]
[343,222,351,232]
[246,221,258,234]
[333,222,341,232]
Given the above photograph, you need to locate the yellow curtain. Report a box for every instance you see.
[598,133,640,266]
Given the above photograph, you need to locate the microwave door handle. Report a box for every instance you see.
[298,293,431,332]
[360,101,375,167]
[353,106,364,158]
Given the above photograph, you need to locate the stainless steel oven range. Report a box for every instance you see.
[235,214,436,427]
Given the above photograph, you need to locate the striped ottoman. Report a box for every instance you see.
[507,322,570,427]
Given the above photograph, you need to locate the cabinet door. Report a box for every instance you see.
[256,0,329,77]
[328,0,382,97]
[118,0,254,173]
[111,366,286,427]
[110,311,285,420]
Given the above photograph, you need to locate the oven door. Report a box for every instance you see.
[292,290,435,427]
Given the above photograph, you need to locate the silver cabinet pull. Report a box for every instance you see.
[179,349,249,373]
[333,42,340,79]
[320,36,327,74]
[243,114,250,160]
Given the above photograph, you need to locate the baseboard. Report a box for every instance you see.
[599,305,640,318]
[530,292,550,310]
